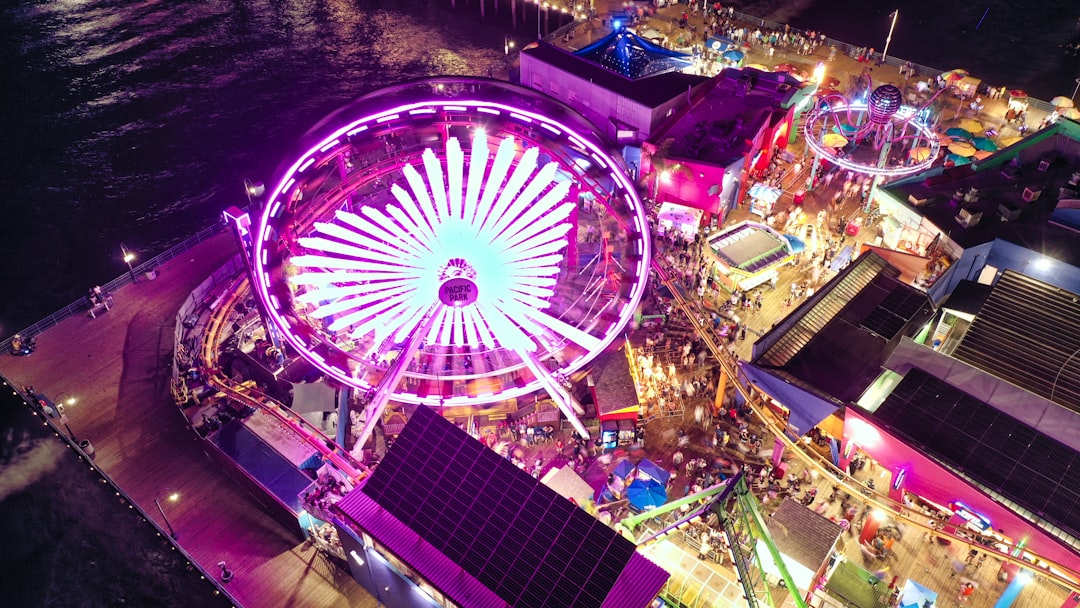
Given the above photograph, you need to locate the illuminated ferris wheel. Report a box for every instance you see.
[250,78,651,441]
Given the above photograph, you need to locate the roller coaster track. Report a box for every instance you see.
[196,275,367,483]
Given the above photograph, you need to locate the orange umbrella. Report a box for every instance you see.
[973,150,993,160]
[908,147,933,162]
[1060,107,1080,120]
[941,68,969,82]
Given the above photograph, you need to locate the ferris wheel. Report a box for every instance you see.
[250,78,651,442]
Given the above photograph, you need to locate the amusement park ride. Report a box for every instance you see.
[236,79,653,455]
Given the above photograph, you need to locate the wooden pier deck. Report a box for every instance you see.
[0,233,373,608]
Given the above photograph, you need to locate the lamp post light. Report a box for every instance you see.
[55,394,77,440]
[154,490,180,540]
[120,243,137,283]
[1072,77,1080,102]
[880,10,898,66]
[534,0,542,39]
[504,36,514,55]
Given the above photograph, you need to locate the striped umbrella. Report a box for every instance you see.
[971,137,998,152]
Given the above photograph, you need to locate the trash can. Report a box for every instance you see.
[144,269,158,280]
[78,439,95,458]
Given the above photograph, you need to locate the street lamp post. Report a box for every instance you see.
[880,10,898,66]
[504,36,514,55]
[535,0,542,39]
[154,490,180,540]
[55,394,77,440]
[1072,77,1080,102]
[120,243,137,283]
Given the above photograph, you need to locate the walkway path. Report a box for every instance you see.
[0,233,373,608]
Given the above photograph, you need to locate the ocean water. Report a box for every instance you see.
[0,0,1076,334]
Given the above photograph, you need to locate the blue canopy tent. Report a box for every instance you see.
[740,362,840,438]
[706,36,737,52]
[721,49,745,64]
[635,458,671,485]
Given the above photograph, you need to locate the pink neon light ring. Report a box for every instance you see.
[251,78,651,408]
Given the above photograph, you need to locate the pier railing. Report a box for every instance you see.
[0,222,227,354]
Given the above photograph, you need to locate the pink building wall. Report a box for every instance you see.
[841,409,1080,570]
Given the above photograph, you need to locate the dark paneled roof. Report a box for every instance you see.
[767,498,842,570]
[952,270,1080,414]
[873,367,1080,538]
[351,405,668,608]
[754,253,934,401]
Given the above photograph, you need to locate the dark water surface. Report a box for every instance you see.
[0,0,1077,333]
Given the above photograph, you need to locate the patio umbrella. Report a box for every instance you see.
[832,123,859,135]
[971,137,998,151]
[908,147,932,162]
[946,153,973,166]
[944,127,972,140]
[635,458,671,485]
[823,75,841,88]
[941,68,969,82]
[627,478,667,510]
[773,63,799,73]
[612,458,636,480]
[1060,107,1080,120]
[722,49,745,62]
[957,118,984,134]
[998,135,1023,147]
[1051,96,1075,108]
[948,141,977,157]
[783,234,806,253]
[1008,89,1028,99]
[746,63,768,71]
[973,150,993,160]
[822,133,849,148]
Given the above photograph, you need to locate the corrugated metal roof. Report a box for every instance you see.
[337,406,669,607]
[952,270,1080,414]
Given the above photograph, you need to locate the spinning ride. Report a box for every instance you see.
[804,79,946,179]
[250,78,651,445]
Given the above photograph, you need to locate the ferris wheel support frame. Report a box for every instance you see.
[351,305,440,458]
[521,351,591,439]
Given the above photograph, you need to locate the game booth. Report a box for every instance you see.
[705,220,796,291]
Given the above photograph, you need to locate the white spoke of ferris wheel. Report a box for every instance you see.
[494,203,574,254]
[330,294,411,335]
[466,306,497,349]
[500,301,600,351]
[422,148,450,219]
[476,302,534,351]
[297,237,414,269]
[426,308,451,344]
[389,184,438,244]
[474,137,519,226]
[446,137,464,219]
[490,181,570,247]
[496,220,572,262]
[486,160,559,238]
[297,280,413,311]
[507,290,557,313]
[402,164,441,236]
[341,209,428,259]
[504,254,565,271]
[438,306,457,346]
[383,202,438,252]
[463,131,489,225]
[506,237,570,263]
[480,146,538,234]
[461,306,481,348]
[291,254,398,272]
[392,303,432,344]
[289,271,366,287]
[317,218,416,260]
[318,284,410,325]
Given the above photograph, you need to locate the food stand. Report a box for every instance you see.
[747,183,783,218]
[657,201,703,237]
